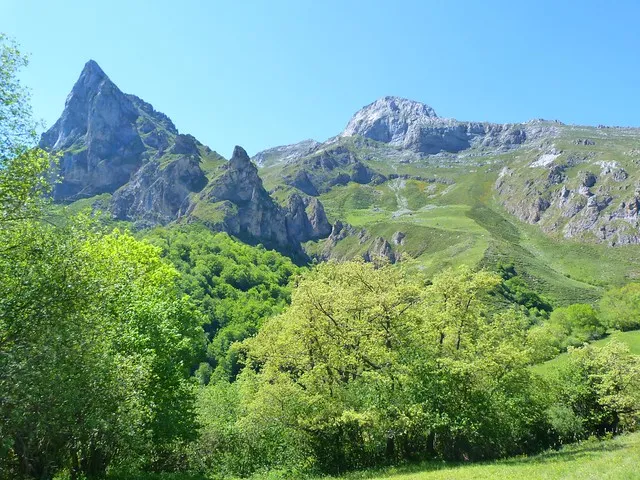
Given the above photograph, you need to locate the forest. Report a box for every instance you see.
[1,35,640,480]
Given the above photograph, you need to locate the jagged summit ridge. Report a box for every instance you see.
[41,62,333,259]
[337,95,542,154]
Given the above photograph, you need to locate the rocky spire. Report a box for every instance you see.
[229,145,252,169]
[39,61,145,200]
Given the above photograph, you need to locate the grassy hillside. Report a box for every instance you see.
[259,125,640,306]
[318,432,640,480]
[312,163,634,305]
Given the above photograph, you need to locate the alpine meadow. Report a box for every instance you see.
[2,4,640,479]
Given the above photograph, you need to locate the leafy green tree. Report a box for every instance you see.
[0,34,55,223]
[495,262,552,318]
[196,263,555,476]
[557,341,640,435]
[0,222,204,479]
[0,33,35,156]
[549,303,605,346]
[600,283,640,331]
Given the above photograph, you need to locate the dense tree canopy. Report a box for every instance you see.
[143,226,301,379]
[196,263,552,475]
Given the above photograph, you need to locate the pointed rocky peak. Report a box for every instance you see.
[68,59,121,105]
[79,59,107,82]
[229,145,253,169]
[40,59,135,152]
[341,96,439,144]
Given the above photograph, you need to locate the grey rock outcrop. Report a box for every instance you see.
[342,96,438,144]
[362,237,396,263]
[252,139,321,167]
[112,151,207,224]
[39,60,176,201]
[194,146,330,256]
[197,146,292,248]
[340,96,542,155]
[285,193,331,242]
[392,231,406,245]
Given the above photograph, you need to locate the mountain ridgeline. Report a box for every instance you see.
[41,60,640,282]
[40,61,330,259]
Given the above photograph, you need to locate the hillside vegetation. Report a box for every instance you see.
[3,35,640,480]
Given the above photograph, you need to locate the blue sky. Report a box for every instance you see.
[3,0,640,157]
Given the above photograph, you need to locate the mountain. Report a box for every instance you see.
[339,95,553,154]
[41,61,331,257]
[254,98,640,304]
[42,62,640,302]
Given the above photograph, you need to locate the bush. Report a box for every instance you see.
[600,283,640,331]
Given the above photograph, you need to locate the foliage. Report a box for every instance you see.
[142,225,300,378]
[496,263,552,318]
[0,221,204,479]
[556,341,640,436]
[0,33,35,157]
[527,303,605,363]
[599,283,640,331]
[552,304,605,344]
[195,262,559,476]
[0,34,58,224]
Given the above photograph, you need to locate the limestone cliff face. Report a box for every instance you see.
[285,193,332,242]
[111,135,208,224]
[192,147,331,255]
[42,61,332,257]
[40,60,173,201]
[495,144,640,246]
[339,96,553,155]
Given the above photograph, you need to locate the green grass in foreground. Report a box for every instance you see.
[103,432,640,479]
[320,432,640,480]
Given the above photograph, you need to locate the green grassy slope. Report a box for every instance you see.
[321,432,640,480]
[259,125,640,305]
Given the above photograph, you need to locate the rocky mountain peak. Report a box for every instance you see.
[78,59,108,85]
[229,145,252,168]
[39,60,147,200]
[341,96,438,144]
[42,61,334,260]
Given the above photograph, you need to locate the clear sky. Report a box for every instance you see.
[3,0,640,157]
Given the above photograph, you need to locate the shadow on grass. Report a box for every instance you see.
[331,437,627,480]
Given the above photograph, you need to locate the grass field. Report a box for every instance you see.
[321,432,640,480]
